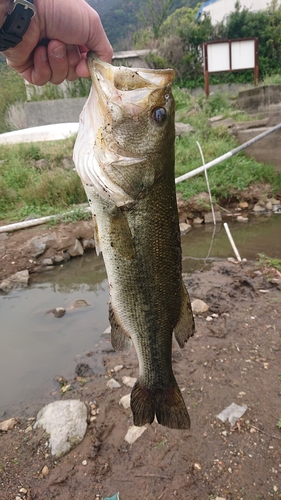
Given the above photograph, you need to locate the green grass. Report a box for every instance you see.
[256,253,281,271]
[0,137,87,222]
[174,88,281,201]
[0,86,281,224]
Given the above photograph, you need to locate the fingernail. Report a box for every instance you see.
[52,46,66,58]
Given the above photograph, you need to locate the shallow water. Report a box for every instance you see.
[0,215,280,415]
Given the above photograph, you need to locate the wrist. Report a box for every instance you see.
[0,0,36,52]
[0,0,13,28]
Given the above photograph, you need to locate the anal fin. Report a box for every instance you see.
[174,280,195,348]
[109,300,131,353]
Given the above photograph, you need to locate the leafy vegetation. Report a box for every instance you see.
[0,65,26,134]
[0,87,280,224]
[174,88,281,201]
[0,138,87,222]
[256,253,281,271]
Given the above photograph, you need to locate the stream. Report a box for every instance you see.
[0,214,280,416]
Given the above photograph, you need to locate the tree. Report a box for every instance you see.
[138,0,175,39]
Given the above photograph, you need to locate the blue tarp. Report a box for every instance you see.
[196,0,219,19]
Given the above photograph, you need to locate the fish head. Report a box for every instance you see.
[73,52,175,207]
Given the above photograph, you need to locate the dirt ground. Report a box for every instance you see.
[1,242,281,500]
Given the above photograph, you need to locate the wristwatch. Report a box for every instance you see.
[0,0,36,51]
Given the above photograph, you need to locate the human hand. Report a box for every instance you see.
[1,0,113,85]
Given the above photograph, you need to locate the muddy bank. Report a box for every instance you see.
[1,260,281,500]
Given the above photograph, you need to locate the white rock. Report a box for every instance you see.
[122,376,137,388]
[119,394,131,409]
[34,400,87,458]
[103,325,111,335]
[236,215,248,222]
[0,270,29,293]
[114,365,124,373]
[124,425,147,444]
[191,299,209,314]
[19,488,28,495]
[67,239,84,257]
[106,378,121,389]
[179,222,192,234]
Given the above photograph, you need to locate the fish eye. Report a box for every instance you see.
[152,107,166,124]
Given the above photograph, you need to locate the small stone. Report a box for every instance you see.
[204,211,222,223]
[106,378,121,389]
[124,425,147,444]
[53,254,65,264]
[0,417,18,431]
[253,203,266,212]
[41,465,49,477]
[0,232,8,241]
[35,158,48,170]
[191,299,209,314]
[42,258,53,266]
[82,238,95,250]
[71,300,90,309]
[238,201,248,209]
[61,157,75,169]
[114,365,124,373]
[15,496,22,500]
[193,217,203,224]
[221,430,228,436]
[175,122,195,137]
[206,316,213,322]
[103,326,111,335]
[265,201,272,211]
[122,376,137,388]
[19,488,28,495]
[67,239,84,257]
[30,236,48,257]
[237,215,248,222]
[25,425,33,433]
[194,462,202,470]
[82,460,87,466]
[119,394,131,409]
[179,222,192,234]
[48,307,66,318]
[0,270,29,293]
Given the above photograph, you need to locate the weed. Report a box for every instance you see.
[277,417,281,429]
[256,253,281,271]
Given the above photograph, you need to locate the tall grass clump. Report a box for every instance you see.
[0,65,26,134]
[173,86,281,201]
[0,139,87,222]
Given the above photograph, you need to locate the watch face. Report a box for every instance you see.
[0,0,36,51]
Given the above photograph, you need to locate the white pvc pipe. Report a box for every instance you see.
[0,207,91,233]
[223,222,242,261]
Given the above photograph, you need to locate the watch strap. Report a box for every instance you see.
[0,0,36,51]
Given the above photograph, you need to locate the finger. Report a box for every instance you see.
[47,40,68,84]
[86,10,113,63]
[65,44,82,81]
[19,45,52,85]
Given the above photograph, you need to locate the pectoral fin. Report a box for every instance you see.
[109,300,131,353]
[174,281,195,348]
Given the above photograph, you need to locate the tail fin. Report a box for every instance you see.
[131,381,190,430]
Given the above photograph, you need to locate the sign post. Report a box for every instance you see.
[203,38,259,96]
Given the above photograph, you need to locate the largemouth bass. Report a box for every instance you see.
[73,52,195,429]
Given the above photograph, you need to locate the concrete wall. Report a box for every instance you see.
[25,98,87,128]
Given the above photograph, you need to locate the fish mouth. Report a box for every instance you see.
[73,52,175,207]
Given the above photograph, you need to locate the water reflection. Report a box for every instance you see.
[0,214,280,415]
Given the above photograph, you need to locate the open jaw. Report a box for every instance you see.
[73,53,175,208]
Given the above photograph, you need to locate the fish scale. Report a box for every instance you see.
[73,52,195,429]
